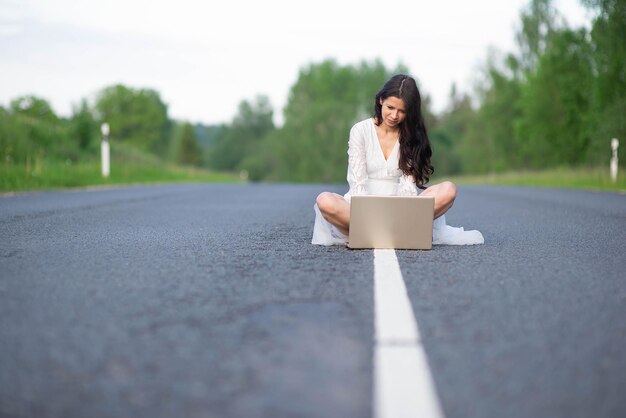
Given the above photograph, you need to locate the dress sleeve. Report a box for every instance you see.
[398,173,419,196]
[346,123,368,197]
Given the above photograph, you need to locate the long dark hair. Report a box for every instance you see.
[373,74,434,189]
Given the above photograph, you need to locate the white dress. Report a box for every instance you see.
[311,118,484,246]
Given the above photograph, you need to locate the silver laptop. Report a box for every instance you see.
[348,195,434,250]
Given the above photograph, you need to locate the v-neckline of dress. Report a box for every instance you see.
[371,118,399,162]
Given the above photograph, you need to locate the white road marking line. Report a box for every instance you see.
[373,249,445,418]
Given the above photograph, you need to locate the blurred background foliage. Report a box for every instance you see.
[1,0,624,189]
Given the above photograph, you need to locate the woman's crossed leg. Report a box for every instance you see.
[316,180,457,235]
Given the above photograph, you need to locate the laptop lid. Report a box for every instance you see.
[348,195,434,250]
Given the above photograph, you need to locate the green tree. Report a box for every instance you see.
[10,96,59,124]
[6,96,73,161]
[176,122,203,166]
[0,106,27,164]
[94,84,170,155]
[582,0,626,165]
[459,51,523,173]
[515,0,559,73]
[459,0,581,173]
[70,99,97,150]
[582,0,626,109]
[516,28,593,167]
[430,84,471,175]
[208,95,274,171]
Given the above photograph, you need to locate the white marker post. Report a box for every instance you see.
[610,138,619,183]
[101,123,110,178]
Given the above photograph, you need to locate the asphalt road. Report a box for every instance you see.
[1,183,625,418]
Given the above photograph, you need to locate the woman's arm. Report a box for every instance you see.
[346,123,368,197]
[398,174,419,196]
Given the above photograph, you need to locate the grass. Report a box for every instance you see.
[1,141,243,194]
[0,160,240,193]
[2,155,625,195]
[439,167,626,193]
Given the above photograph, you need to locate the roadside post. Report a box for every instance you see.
[101,123,110,178]
[610,138,618,183]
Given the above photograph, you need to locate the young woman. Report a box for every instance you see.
[312,74,484,246]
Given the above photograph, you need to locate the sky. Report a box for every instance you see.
[0,0,592,126]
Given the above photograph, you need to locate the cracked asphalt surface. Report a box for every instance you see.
[1,183,625,418]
